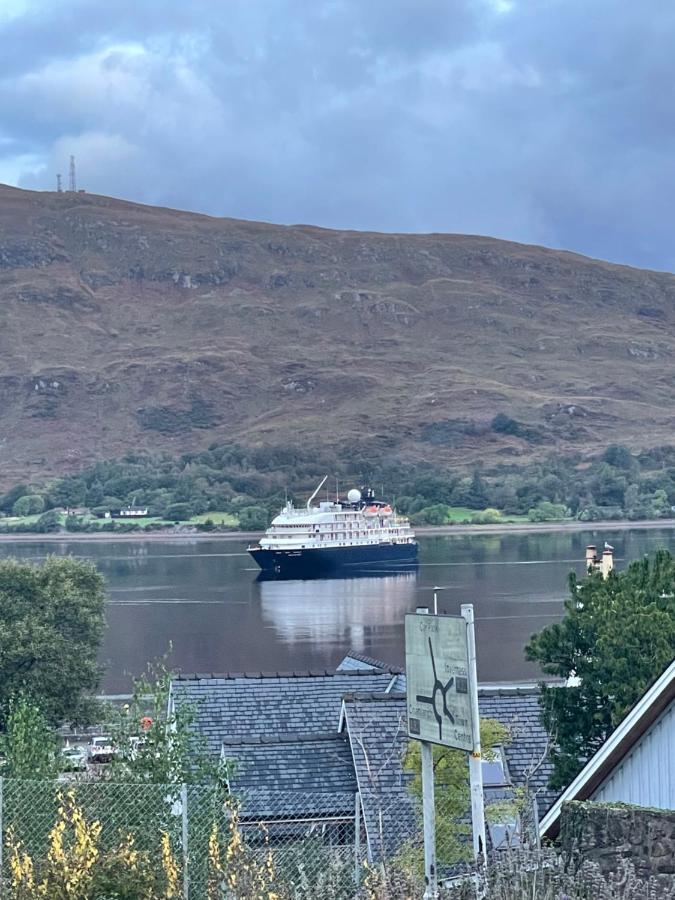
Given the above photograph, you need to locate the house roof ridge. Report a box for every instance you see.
[478,679,564,695]
[221,731,348,746]
[342,649,394,670]
[174,666,403,681]
[342,691,407,703]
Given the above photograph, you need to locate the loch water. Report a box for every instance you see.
[1,527,672,693]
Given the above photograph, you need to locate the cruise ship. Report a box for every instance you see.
[248,478,418,576]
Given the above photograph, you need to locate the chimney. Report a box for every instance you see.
[602,548,614,579]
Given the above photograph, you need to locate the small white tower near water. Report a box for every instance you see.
[586,543,614,579]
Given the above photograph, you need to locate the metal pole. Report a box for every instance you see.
[461,604,487,863]
[421,741,438,899]
[181,783,189,899]
[354,792,362,885]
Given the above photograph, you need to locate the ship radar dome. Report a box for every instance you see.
[347,489,362,503]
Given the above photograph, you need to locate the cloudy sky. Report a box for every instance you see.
[1,0,674,270]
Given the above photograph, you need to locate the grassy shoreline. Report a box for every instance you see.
[0,517,674,543]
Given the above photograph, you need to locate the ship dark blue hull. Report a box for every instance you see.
[249,542,418,577]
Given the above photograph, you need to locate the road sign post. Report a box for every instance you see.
[405,606,487,892]
[462,604,487,863]
[421,740,437,899]
[406,611,476,897]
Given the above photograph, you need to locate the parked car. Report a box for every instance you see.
[87,735,116,764]
[61,745,87,772]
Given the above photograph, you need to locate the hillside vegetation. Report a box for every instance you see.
[2,184,675,485]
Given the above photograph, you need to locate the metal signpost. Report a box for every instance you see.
[461,604,487,864]
[405,606,486,898]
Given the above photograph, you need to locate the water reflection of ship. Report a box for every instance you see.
[258,571,418,646]
[255,561,418,583]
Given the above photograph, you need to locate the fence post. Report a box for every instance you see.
[354,791,361,885]
[181,783,188,900]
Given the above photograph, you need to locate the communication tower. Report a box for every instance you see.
[69,155,76,192]
[56,174,62,192]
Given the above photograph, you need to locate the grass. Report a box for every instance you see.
[2,513,52,525]
[188,512,238,526]
[443,507,530,524]
[0,511,240,530]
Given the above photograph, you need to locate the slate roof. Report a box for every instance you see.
[337,650,394,671]
[222,732,357,818]
[341,686,558,859]
[341,692,417,860]
[478,687,558,820]
[171,665,557,855]
[170,668,400,754]
[337,652,408,692]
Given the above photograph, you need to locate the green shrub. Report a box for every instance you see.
[527,501,568,522]
[412,503,452,526]
[470,508,503,524]
[11,494,45,517]
[35,510,61,533]
[165,503,192,521]
[238,506,269,530]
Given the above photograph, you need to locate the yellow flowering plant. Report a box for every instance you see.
[207,807,282,900]
[4,790,183,900]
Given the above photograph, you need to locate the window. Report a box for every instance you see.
[482,747,521,850]
[481,755,506,786]
[487,818,520,850]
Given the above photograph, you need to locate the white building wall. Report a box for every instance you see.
[593,701,675,810]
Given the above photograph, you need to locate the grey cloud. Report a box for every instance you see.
[2,0,675,270]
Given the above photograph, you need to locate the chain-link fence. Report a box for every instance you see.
[0,776,547,899]
[1,778,653,899]
[0,778,370,898]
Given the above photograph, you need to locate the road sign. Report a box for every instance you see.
[405,612,474,751]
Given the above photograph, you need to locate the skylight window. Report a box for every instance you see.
[482,746,522,850]
[481,747,507,785]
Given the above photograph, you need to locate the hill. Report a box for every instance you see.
[1,183,675,485]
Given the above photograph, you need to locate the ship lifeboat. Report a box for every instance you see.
[381,505,393,515]
[364,505,379,515]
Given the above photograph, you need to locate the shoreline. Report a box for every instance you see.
[0,517,675,543]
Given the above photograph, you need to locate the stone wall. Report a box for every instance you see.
[560,800,675,893]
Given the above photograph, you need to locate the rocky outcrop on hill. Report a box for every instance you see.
[1,183,675,483]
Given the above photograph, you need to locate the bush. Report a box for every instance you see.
[470,508,503,524]
[35,510,62,533]
[527,501,568,522]
[165,502,192,521]
[11,494,45,517]
[238,506,269,530]
[412,504,452,526]
[65,515,89,532]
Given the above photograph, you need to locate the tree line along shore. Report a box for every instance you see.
[2,440,675,535]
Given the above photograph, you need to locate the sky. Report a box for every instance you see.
[1,0,675,271]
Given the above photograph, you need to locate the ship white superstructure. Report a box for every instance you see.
[259,499,416,552]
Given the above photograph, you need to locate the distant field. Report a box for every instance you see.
[188,512,238,526]
[444,507,530,523]
[1,511,240,530]
[2,513,52,525]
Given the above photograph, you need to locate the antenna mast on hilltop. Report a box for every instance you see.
[56,174,62,192]
[69,155,76,192]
